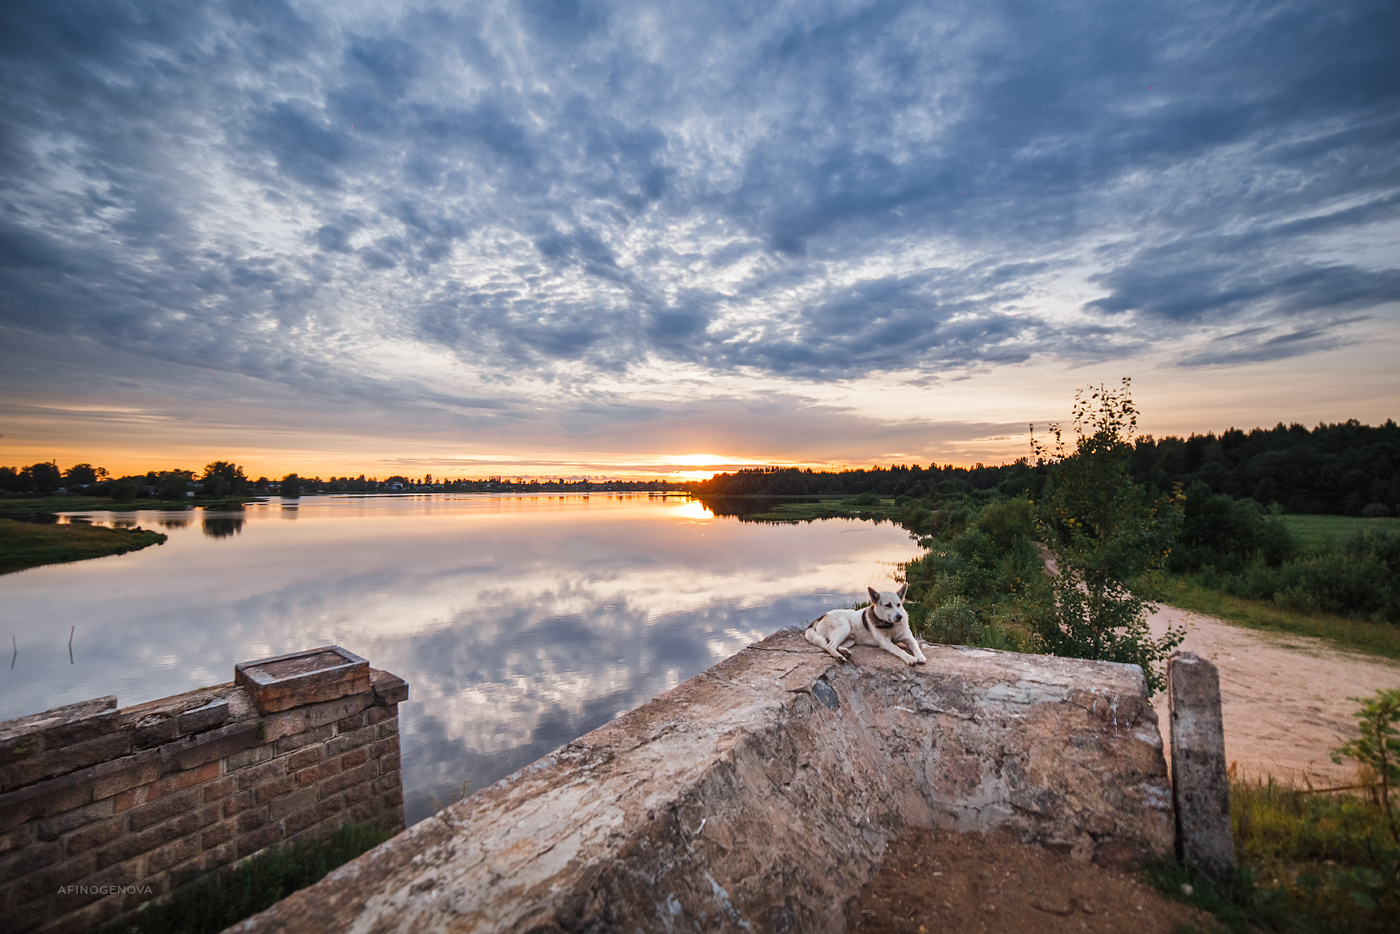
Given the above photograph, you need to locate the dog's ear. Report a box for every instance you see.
[896,583,908,600]
[867,586,880,604]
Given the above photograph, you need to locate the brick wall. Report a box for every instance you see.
[0,647,407,934]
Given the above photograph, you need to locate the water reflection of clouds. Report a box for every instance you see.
[2,495,915,824]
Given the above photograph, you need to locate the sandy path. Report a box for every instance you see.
[1147,605,1400,786]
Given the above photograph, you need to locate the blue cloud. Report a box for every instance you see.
[0,0,1395,407]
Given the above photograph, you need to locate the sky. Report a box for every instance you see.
[1,0,1397,481]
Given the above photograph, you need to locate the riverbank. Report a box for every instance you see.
[0,494,258,517]
[695,492,905,523]
[0,518,166,575]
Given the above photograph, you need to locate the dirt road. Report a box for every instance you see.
[1147,605,1400,786]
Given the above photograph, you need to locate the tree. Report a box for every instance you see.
[156,469,194,500]
[64,463,103,488]
[110,477,141,503]
[1031,379,1184,694]
[22,461,62,494]
[281,474,301,498]
[202,461,247,497]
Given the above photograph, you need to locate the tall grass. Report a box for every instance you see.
[1150,775,1400,933]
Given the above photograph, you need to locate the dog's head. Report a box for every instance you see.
[866,583,909,629]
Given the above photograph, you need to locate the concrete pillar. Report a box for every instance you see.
[1168,651,1236,882]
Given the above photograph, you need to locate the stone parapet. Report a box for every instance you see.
[0,647,407,934]
[232,631,1171,934]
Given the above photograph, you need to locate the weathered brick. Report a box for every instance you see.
[65,814,126,854]
[51,896,128,934]
[341,781,371,805]
[366,706,396,725]
[236,804,270,833]
[253,774,296,803]
[202,818,237,850]
[0,838,61,885]
[283,795,344,836]
[340,747,370,771]
[0,730,131,795]
[177,698,230,736]
[195,840,237,879]
[368,735,398,759]
[132,715,182,749]
[287,745,325,771]
[224,742,273,773]
[202,775,236,804]
[275,722,333,755]
[295,756,342,788]
[376,716,399,738]
[13,852,98,905]
[236,822,282,859]
[336,710,368,733]
[377,750,401,774]
[2,893,50,933]
[93,824,163,870]
[319,759,378,798]
[145,834,201,874]
[370,670,409,706]
[145,760,220,803]
[127,786,200,832]
[235,757,287,791]
[91,751,163,802]
[94,806,215,871]
[269,786,318,822]
[347,801,375,823]
[162,719,261,771]
[0,821,35,856]
[222,789,254,818]
[371,769,402,797]
[0,697,117,764]
[113,784,150,813]
[326,724,375,756]
[0,771,93,832]
[263,693,371,743]
[34,797,114,841]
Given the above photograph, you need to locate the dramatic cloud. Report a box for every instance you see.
[0,0,1396,471]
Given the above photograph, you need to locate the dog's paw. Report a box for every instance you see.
[903,656,920,667]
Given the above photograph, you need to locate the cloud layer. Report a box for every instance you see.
[1,0,1396,468]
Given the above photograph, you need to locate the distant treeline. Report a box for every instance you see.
[697,419,1400,517]
[0,461,687,499]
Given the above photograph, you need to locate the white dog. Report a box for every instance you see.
[804,584,927,666]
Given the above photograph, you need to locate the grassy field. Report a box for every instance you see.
[0,518,167,575]
[1162,575,1400,660]
[1281,513,1400,550]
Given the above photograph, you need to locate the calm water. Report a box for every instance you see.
[0,494,915,823]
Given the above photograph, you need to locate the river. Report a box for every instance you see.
[0,493,916,822]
